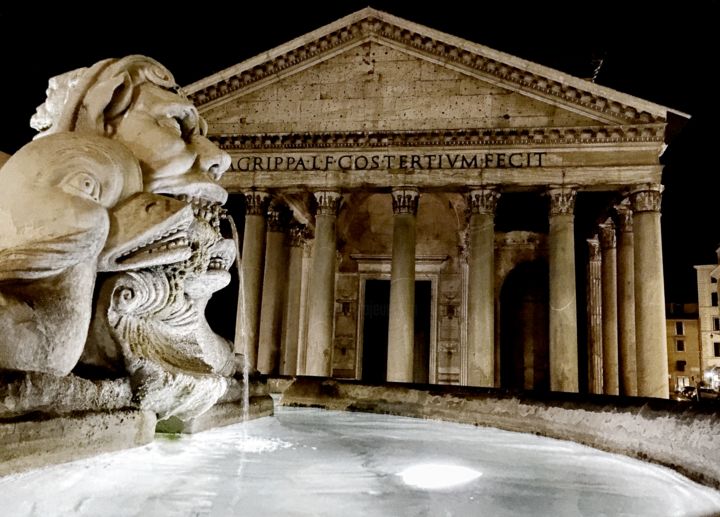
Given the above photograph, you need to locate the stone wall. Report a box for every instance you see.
[203,42,598,135]
[282,377,720,490]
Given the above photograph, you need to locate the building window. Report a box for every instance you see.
[714,317,720,332]
[676,339,685,352]
[675,360,686,372]
[676,376,689,390]
[715,342,720,357]
[713,292,719,307]
[675,321,684,335]
[712,277,718,284]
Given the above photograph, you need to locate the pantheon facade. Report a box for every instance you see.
[186,8,687,398]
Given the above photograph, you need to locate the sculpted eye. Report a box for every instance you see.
[61,171,101,202]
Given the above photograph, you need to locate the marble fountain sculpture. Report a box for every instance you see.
[0,56,271,475]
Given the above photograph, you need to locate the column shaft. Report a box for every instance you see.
[632,185,669,398]
[548,187,579,393]
[387,188,419,383]
[295,241,313,375]
[305,191,341,377]
[616,204,638,396]
[280,225,305,376]
[586,237,603,394]
[257,204,290,375]
[235,191,269,369]
[466,188,500,387]
[599,221,619,395]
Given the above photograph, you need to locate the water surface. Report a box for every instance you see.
[2,405,719,516]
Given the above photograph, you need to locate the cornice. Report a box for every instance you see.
[187,13,671,125]
[211,124,665,151]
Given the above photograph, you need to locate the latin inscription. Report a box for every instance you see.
[234,152,547,172]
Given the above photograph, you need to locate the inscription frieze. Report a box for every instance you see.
[233,151,546,172]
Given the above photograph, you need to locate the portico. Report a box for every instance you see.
[186,8,686,397]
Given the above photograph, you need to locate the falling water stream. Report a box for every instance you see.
[225,212,251,491]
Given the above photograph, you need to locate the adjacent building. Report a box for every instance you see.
[186,8,688,398]
[696,265,720,376]
[665,303,701,392]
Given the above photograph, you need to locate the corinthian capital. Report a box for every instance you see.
[267,202,291,232]
[243,190,270,216]
[288,223,307,247]
[587,236,601,261]
[314,190,342,216]
[614,202,633,233]
[598,219,616,249]
[467,186,501,215]
[547,186,577,216]
[630,184,663,213]
[391,187,419,215]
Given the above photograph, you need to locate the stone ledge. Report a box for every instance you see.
[156,395,274,434]
[0,409,156,477]
[281,377,720,490]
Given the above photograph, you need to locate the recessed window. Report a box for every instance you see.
[675,360,686,372]
[714,317,720,332]
[676,339,685,352]
[712,292,718,307]
[712,277,718,284]
[715,342,720,357]
[675,321,684,336]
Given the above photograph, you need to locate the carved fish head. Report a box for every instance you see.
[0,133,141,281]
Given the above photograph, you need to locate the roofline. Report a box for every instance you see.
[184,7,689,120]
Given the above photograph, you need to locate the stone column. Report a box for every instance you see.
[387,187,420,383]
[599,219,619,395]
[547,187,579,393]
[616,203,638,396]
[631,184,669,399]
[586,236,603,395]
[466,187,500,387]
[305,191,342,377]
[296,239,313,375]
[235,190,269,369]
[280,224,306,376]
[257,202,290,375]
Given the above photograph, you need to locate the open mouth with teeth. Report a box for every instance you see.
[98,193,195,272]
[206,239,235,273]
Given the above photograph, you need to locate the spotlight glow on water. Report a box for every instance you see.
[398,463,482,489]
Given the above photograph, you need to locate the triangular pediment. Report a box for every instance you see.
[199,41,605,135]
[185,7,686,135]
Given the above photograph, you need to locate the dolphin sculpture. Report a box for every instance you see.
[0,133,141,375]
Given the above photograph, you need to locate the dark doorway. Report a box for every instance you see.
[414,280,432,384]
[362,279,432,383]
[362,280,390,382]
[499,261,549,391]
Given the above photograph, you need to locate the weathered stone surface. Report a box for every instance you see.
[155,396,273,434]
[0,373,133,418]
[0,409,156,477]
[282,377,720,490]
[0,133,142,376]
[201,42,599,135]
[28,55,236,420]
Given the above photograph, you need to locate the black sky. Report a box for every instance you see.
[1,1,717,302]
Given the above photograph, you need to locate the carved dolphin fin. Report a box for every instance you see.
[98,193,194,272]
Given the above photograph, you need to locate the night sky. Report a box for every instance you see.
[1,2,717,302]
